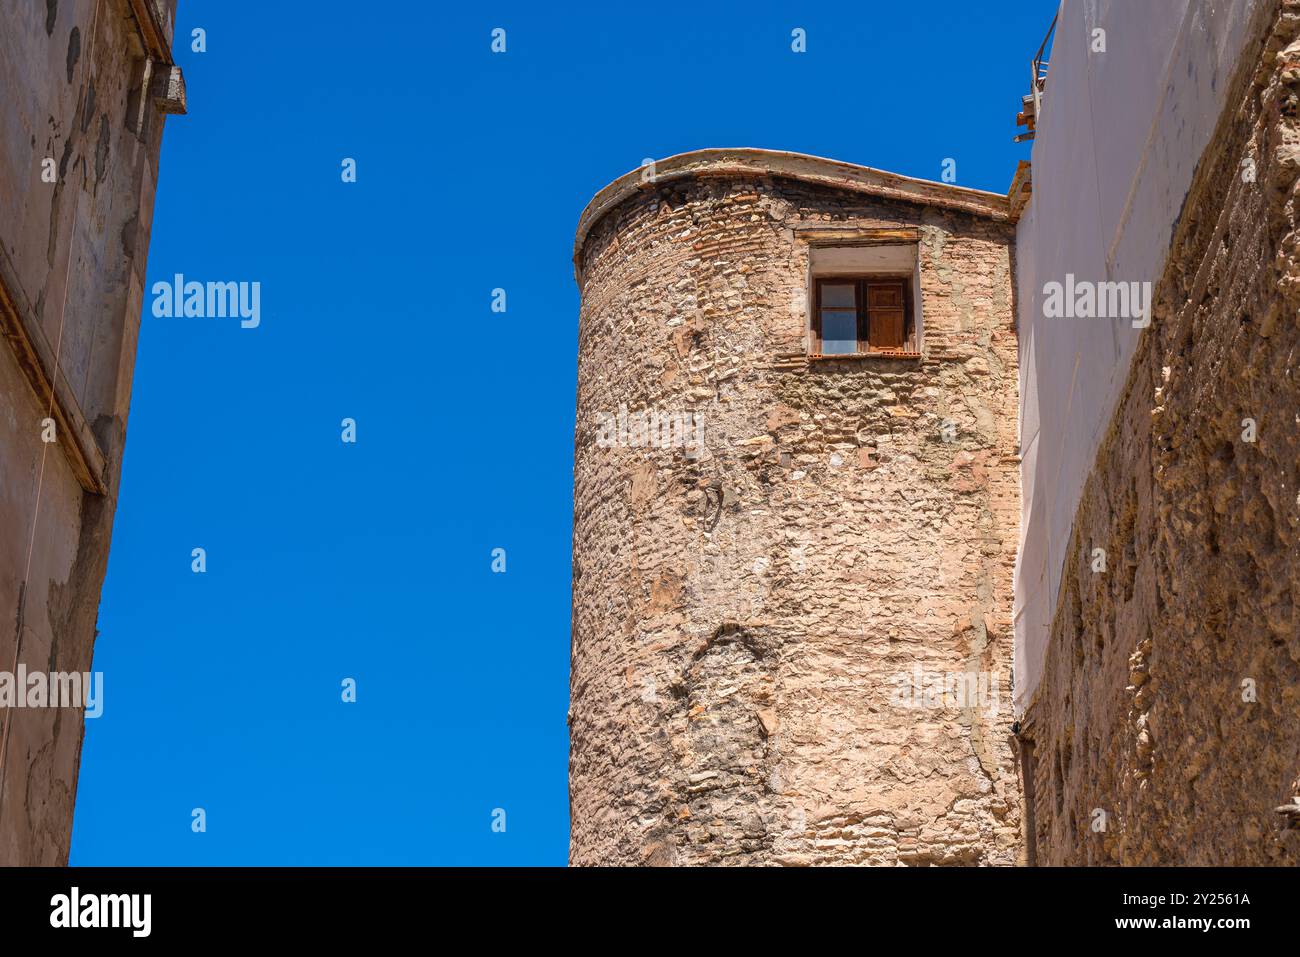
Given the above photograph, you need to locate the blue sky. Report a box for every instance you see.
[69,0,1056,865]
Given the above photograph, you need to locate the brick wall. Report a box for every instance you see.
[569,169,1023,865]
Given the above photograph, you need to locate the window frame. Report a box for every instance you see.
[811,273,915,357]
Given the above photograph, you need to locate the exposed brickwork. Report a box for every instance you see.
[569,172,1023,865]
[1023,0,1300,865]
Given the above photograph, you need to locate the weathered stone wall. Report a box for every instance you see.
[1023,0,1300,865]
[0,0,180,864]
[570,169,1023,865]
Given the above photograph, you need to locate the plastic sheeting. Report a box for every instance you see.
[1013,0,1263,711]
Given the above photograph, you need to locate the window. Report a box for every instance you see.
[812,276,912,356]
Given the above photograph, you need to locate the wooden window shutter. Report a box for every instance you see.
[867,281,906,350]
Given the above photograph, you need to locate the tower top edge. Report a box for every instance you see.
[572,148,1014,279]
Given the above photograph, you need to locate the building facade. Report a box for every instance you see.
[0,0,183,864]
[571,0,1300,867]
[1015,0,1300,865]
[569,152,1023,865]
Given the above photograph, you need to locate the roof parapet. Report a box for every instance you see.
[573,148,1014,279]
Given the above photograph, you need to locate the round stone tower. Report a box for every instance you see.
[569,149,1023,866]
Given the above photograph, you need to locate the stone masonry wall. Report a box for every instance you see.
[569,171,1022,865]
[1023,0,1300,865]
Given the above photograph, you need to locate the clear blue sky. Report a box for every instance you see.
[69,0,1056,865]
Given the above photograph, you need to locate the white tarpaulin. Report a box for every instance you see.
[1014,0,1264,711]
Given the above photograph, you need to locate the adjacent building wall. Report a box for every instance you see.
[0,0,182,864]
[570,152,1022,865]
[1020,0,1300,863]
[1014,0,1267,711]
